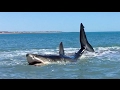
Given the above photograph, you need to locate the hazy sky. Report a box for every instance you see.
[0,12,120,32]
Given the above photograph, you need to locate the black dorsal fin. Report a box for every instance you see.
[59,42,65,55]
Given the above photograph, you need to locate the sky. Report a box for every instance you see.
[0,12,120,32]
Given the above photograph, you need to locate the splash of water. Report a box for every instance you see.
[0,46,120,66]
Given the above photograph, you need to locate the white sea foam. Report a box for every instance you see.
[82,46,120,61]
[0,46,120,66]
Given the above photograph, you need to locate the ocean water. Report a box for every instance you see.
[0,32,120,79]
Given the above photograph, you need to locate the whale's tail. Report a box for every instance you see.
[80,23,94,52]
[74,23,94,59]
[58,23,94,60]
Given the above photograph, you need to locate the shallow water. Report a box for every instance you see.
[0,32,120,79]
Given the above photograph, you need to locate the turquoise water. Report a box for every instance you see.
[0,32,120,79]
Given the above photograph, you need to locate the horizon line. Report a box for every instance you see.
[0,30,120,33]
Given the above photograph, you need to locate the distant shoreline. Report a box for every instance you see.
[0,31,120,34]
[0,31,62,34]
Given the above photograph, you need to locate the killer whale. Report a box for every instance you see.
[26,23,94,66]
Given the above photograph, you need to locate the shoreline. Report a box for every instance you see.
[0,31,62,34]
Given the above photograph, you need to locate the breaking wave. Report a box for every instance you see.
[0,46,120,66]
